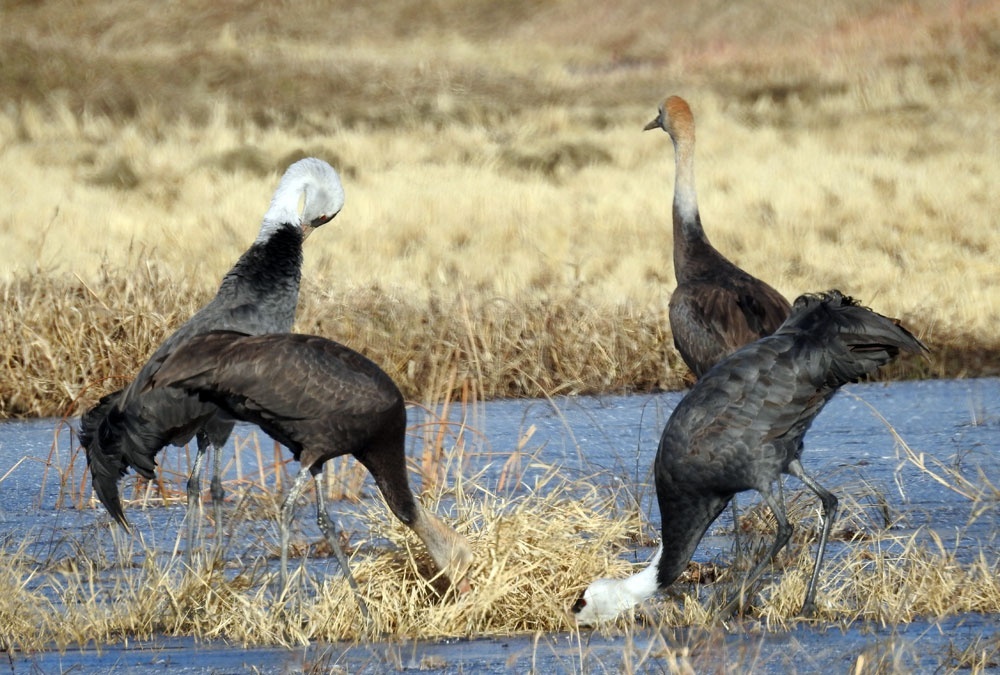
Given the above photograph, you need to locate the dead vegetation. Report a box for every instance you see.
[0,268,962,418]
[2,0,1000,417]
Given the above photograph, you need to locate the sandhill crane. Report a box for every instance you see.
[645,95,791,378]
[142,330,474,598]
[646,95,794,552]
[572,291,926,625]
[80,158,344,558]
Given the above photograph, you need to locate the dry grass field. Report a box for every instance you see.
[3,0,1000,417]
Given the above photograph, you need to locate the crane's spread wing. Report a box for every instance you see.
[658,291,925,493]
[144,331,400,429]
[657,332,832,491]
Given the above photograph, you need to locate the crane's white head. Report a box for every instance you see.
[258,157,345,243]
[570,544,662,626]
[570,577,640,626]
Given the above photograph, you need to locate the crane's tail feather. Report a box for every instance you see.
[785,290,927,386]
[78,389,118,449]
[80,390,131,528]
[80,389,166,528]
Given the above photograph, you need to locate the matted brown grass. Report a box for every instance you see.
[1,448,645,649]
[2,413,998,656]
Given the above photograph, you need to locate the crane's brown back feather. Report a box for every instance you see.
[145,331,404,469]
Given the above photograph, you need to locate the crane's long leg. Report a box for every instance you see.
[787,458,838,616]
[280,467,314,594]
[184,434,210,567]
[209,440,225,560]
[730,494,743,563]
[717,486,793,618]
[314,469,370,621]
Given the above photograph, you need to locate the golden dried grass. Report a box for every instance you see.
[2,267,688,417]
[3,0,1000,417]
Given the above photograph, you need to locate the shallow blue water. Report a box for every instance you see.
[1,377,998,673]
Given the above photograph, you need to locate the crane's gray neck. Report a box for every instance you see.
[670,131,720,284]
[256,172,308,244]
[655,491,731,589]
[211,224,304,334]
[671,133,701,235]
[256,213,300,244]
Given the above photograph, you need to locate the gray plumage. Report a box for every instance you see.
[572,290,927,625]
[645,95,791,379]
[142,330,474,596]
[80,157,344,529]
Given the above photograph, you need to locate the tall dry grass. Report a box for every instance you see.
[2,0,1000,417]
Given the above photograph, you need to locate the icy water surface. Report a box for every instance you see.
[1,378,998,673]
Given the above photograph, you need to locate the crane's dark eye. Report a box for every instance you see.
[571,597,587,613]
